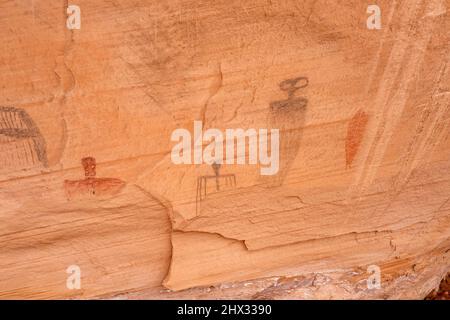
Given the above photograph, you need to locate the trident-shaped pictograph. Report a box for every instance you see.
[196,162,236,216]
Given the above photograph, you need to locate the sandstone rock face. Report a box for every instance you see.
[0,0,449,299]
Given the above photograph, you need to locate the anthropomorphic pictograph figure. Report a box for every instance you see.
[262,77,309,186]
[196,162,236,215]
[64,157,125,199]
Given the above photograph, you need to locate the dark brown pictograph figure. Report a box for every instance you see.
[270,77,308,111]
[64,157,125,199]
[263,77,309,186]
[196,162,236,215]
[0,106,48,173]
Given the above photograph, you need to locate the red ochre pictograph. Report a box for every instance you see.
[64,157,125,199]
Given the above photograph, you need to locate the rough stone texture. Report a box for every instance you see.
[0,0,449,299]
[426,272,450,299]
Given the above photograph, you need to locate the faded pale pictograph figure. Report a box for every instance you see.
[0,106,48,174]
[367,265,381,289]
[262,77,309,186]
[64,157,125,199]
[196,162,236,216]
